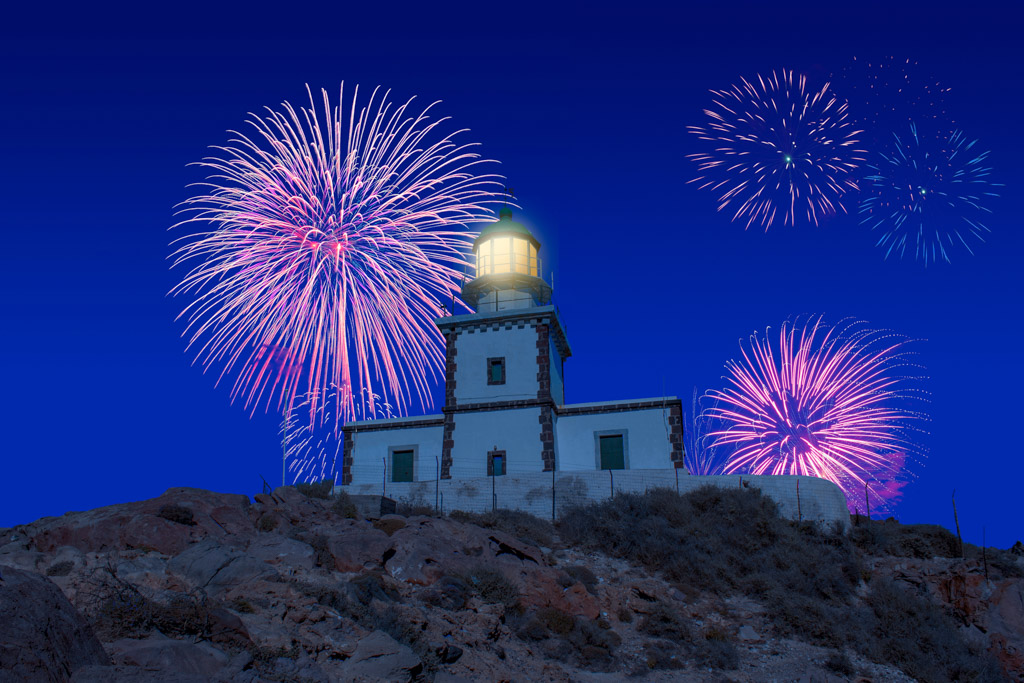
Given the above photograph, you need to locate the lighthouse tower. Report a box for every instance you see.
[340,208,685,492]
[435,208,570,479]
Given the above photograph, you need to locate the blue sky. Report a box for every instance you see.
[2,1,1021,546]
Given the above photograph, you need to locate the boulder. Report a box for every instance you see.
[167,539,277,593]
[108,633,230,677]
[325,522,392,573]
[0,566,109,681]
[247,535,315,570]
[28,488,255,557]
[340,630,422,681]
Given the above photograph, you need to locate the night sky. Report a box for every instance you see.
[3,2,1021,547]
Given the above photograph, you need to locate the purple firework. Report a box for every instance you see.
[170,84,504,424]
[702,316,927,512]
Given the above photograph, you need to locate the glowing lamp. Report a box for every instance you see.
[462,208,552,312]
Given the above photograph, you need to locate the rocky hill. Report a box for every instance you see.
[0,483,1020,682]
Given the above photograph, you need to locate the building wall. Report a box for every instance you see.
[453,324,539,403]
[347,424,444,485]
[448,407,544,478]
[342,470,850,530]
[555,406,674,471]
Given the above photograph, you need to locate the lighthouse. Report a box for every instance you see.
[340,210,685,491]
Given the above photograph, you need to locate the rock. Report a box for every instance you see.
[27,488,255,557]
[326,522,392,572]
[373,515,408,536]
[0,566,109,681]
[738,624,762,642]
[340,630,422,681]
[207,606,254,648]
[247,535,315,570]
[167,539,277,593]
[434,674,475,683]
[108,634,230,676]
[70,664,209,682]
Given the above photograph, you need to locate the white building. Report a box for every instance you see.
[340,209,685,488]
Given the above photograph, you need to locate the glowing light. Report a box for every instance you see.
[170,84,504,423]
[701,316,927,512]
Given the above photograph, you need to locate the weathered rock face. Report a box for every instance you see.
[28,488,256,556]
[338,630,422,681]
[3,486,1020,682]
[0,566,109,682]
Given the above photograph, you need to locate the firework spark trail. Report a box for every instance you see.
[684,387,723,476]
[702,317,927,511]
[170,84,504,424]
[687,69,865,230]
[836,56,953,145]
[280,384,395,484]
[859,122,1002,265]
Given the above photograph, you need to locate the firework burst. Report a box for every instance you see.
[836,56,953,146]
[170,84,503,423]
[702,317,927,512]
[687,69,865,230]
[859,122,1001,265]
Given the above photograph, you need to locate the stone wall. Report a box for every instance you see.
[340,469,850,530]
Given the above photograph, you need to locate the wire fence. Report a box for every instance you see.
[339,468,850,528]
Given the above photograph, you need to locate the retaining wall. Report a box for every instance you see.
[339,469,850,530]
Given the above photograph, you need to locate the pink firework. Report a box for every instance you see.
[702,317,926,512]
[687,69,866,230]
[170,84,504,423]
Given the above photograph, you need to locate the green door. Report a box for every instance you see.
[599,435,624,470]
[392,450,413,482]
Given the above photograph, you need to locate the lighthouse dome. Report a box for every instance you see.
[462,209,551,312]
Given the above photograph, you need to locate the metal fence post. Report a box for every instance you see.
[435,456,440,513]
[796,478,802,523]
[551,466,556,522]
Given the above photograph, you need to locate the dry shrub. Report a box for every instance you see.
[459,566,520,608]
[156,504,196,526]
[331,490,359,519]
[84,566,214,641]
[859,579,1002,683]
[851,518,960,559]
[295,478,334,499]
[639,603,692,642]
[418,574,470,611]
[450,508,554,548]
[512,607,621,671]
[46,560,74,577]
[563,565,599,594]
[256,514,278,532]
[559,486,999,680]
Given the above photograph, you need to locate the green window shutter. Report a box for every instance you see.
[599,435,625,470]
[392,450,414,482]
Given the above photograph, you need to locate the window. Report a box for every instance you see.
[513,238,529,274]
[599,434,625,470]
[487,357,506,385]
[488,450,506,476]
[392,449,413,482]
